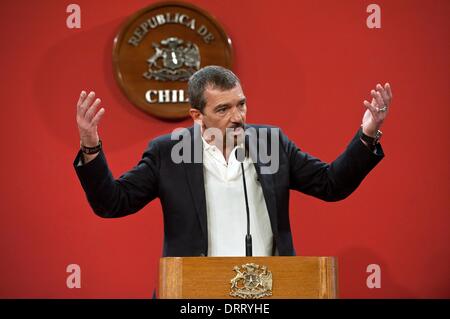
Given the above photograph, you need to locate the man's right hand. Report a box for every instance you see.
[76,91,105,163]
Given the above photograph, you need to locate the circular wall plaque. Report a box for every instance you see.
[113,1,233,120]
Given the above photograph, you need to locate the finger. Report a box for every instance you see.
[375,83,384,93]
[375,91,386,107]
[91,108,105,126]
[364,100,378,117]
[80,91,96,116]
[376,83,389,103]
[77,91,86,108]
[385,83,393,99]
[85,98,101,122]
[377,84,391,105]
[371,90,384,107]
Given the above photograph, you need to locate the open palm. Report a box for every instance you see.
[362,83,392,136]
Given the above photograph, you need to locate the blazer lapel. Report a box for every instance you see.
[183,125,208,239]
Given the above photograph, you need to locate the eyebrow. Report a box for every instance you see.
[213,98,246,111]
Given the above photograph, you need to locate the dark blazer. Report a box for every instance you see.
[74,124,384,257]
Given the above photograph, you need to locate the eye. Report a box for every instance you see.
[217,107,227,114]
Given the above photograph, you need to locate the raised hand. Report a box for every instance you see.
[362,83,392,137]
[76,91,105,147]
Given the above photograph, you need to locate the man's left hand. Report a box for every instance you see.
[362,83,393,137]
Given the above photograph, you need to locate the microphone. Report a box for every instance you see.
[240,162,253,257]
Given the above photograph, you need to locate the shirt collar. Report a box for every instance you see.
[201,135,245,165]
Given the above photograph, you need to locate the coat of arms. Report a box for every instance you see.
[143,37,201,81]
[230,263,273,299]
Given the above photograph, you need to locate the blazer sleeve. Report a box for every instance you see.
[282,128,384,201]
[73,140,160,218]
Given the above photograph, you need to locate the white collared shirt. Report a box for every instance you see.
[202,138,273,256]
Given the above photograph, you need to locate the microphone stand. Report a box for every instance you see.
[241,162,252,257]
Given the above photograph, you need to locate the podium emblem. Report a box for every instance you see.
[230,263,273,299]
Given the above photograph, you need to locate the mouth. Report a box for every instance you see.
[227,125,244,136]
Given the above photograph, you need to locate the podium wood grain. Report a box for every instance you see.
[159,256,338,299]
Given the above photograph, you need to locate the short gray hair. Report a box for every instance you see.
[187,65,240,112]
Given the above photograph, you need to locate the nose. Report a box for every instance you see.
[230,105,243,123]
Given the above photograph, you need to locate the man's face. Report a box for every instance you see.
[190,84,247,146]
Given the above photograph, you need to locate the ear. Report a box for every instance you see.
[189,108,203,126]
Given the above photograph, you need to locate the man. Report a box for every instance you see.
[74,66,392,257]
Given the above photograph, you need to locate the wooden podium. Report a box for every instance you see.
[159,256,338,299]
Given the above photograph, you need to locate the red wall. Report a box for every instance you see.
[0,0,449,298]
